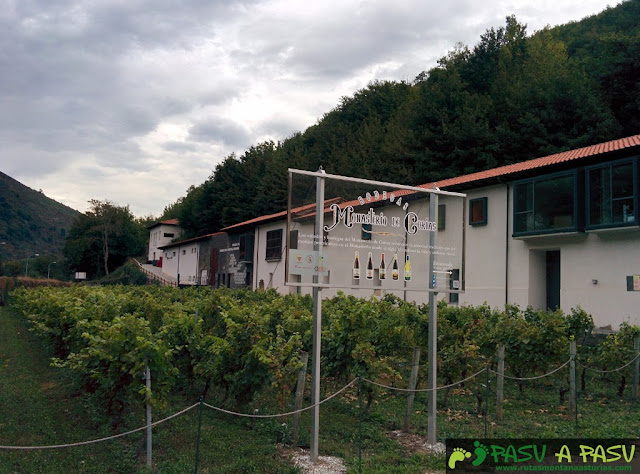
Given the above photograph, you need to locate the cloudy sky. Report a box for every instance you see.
[1,0,617,217]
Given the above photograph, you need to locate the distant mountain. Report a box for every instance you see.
[0,171,80,260]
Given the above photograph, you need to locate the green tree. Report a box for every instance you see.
[64,200,146,278]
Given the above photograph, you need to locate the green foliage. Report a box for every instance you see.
[0,172,79,261]
[593,322,640,391]
[168,5,635,238]
[64,200,147,279]
[11,285,639,420]
[322,292,419,382]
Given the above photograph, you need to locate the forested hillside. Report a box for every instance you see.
[0,171,79,260]
[164,0,640,238]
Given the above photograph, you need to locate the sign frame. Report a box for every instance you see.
[286,168,467,294]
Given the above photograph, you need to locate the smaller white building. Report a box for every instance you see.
[160,240,201,285]
[147,219,182,264]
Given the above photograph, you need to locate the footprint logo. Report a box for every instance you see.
[472,440,489,466]
[448,447,471,469]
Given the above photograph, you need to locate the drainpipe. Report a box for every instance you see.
[498,178,510,307]
[254,227,260,289]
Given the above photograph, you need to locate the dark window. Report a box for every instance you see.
[449,269,460,304]
[289,230,299,250]
[514,172,577,235]
[469,198,488,226]
[361,223,372,240]
[438,204,446,231]
[265,229,283,260]
[163,232,174,238]
[238,234,254,261]
[587,159,637,228]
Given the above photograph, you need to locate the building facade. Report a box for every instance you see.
[147,218,182,264]
[233,135,640,329]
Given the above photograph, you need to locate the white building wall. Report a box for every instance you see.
[148,224,182,262]
[253,221,288,291]
[459,186,508,308]
[162,242,199,285]
[254,193,467,306]
[249,182,639,329]
[162,248,179,279]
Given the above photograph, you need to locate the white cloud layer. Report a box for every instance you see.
[0,0,618,216]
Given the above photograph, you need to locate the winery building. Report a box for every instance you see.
[227,134,640,330]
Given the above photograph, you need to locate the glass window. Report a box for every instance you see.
[469,198,488,226]
[514,172,576,235]
[239,235,247,260]
[587,160,636,228]
[164,232,174,238]
[449,269,460,304]
[265,229,283,260]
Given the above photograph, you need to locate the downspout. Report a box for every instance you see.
[254,227,260,289]
[498,178,510,307]
[176,244,181,287]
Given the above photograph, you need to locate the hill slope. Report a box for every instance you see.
[0,171,79,260]
[168,0,640,238]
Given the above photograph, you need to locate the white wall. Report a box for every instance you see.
[254,193,466,305]
[250,182,640,329]
[148,225,182,262]
[253,221,288,291]
[162,242,199,285]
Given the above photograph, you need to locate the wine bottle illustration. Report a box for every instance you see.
[366,252,374,280]
[353,251,360,279]
[404,255,411,281]
[392,253,399,280]
[379,253,386,280]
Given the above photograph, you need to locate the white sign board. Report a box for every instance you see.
[286,169,466,293]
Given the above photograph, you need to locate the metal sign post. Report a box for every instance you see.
[310,169,325,462]
[427,192,438,443]
[285,169,466,460]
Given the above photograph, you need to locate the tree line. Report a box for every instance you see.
[55,1,639,277]
[164,2,639,239]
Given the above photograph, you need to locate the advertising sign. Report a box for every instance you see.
[286,169,466,293]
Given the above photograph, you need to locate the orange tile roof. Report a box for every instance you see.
[222,197,343,230]
[158,231,225,249]
[429,134,640,190]
[223,134,640,228]
[148,218,180,229]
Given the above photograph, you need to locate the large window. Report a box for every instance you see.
[514,171,578,236]
[265,229,283,260]
[586,159,637,229]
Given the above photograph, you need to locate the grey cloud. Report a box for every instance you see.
[0,0,615,217]
[163,141,198,153]
[188,119,251,149]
